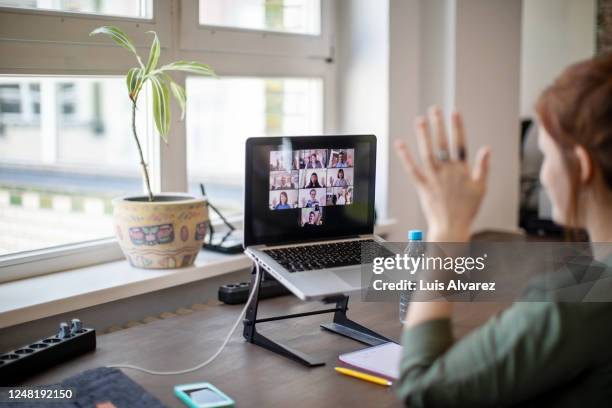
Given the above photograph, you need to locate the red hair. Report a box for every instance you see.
[536,52,612,231]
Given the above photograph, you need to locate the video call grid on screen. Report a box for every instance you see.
[269,148,355,227]
[244,135,376,247]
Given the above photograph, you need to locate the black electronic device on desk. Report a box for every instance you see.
[218,275,290,304]
[205,230,243,254]
[200,184,244,255]
[0,319,96,385]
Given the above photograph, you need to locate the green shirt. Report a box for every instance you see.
[398,271,612,406]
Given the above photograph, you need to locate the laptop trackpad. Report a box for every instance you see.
[333,268,362,289]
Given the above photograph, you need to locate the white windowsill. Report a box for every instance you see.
[0,251,251,329]
[0,220,397,329]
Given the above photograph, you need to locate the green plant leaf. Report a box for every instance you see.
[156,60,216,77]
[90,26,143,67]
[126,67,145,102]
[160,73,186,120]
[150,74,171,142]
[144,31,160,74]
[169,80,186,120]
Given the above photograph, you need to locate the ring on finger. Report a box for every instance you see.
[436,150,450,162]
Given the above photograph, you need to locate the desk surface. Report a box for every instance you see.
[23,296,506,407]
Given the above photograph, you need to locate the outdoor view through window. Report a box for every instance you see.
[0,0,323,257]
[187,77,323,217]
[199,0,320,35]
[0,77,149,256]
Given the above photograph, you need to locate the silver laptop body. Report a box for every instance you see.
[245,235,385,300]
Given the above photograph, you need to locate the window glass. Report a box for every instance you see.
[199,0,320,35]
[186,76,323,216]
[0,0,153,19]
[0,77,150,256]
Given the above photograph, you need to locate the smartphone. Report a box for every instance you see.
[174,383,234,408]
[314,204,320,211]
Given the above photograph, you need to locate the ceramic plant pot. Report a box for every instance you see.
[113,193,208,269]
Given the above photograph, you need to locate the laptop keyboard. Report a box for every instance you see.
[263,239,392,273]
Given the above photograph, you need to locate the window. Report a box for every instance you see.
[199,0,321,35]
[0,0,332,278]
[186,76,323,215]
[0,0,153,19]
[0,77,150,256]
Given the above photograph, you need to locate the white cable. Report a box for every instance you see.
[107,261,261,376]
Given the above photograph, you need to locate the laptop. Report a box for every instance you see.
[243,135,386,300]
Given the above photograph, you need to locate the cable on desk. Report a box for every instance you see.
[107,260,262,376]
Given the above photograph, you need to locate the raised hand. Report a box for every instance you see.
[394,106,491,241]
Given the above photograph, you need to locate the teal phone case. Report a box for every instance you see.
[174,382,235,408]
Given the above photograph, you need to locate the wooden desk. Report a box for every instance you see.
[23,296,506,407]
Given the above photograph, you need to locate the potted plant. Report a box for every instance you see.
[90,26,216,269]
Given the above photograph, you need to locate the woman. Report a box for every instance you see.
[273,191,291,210]
[333,169,349,187]
[305,172,322,188]
[307,153,323,168]
[394,55,612,407]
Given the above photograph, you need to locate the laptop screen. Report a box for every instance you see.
[244,135,376,247]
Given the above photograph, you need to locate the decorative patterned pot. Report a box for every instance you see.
[113,194,208,269]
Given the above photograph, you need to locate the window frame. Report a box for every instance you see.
[180,0,333,59]
[0,2,171,76]
[0,0,335,281]
[0,1,154,21]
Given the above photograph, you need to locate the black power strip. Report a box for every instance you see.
[0,320,96,385]
[218,278,290,305]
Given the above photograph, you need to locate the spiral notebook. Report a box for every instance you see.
[338,342,402,380]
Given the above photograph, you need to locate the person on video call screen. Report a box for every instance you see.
[333,151,348,168]
[270,171,297,190]
[306,153,323,169]
[301,208,322,228]
[332,169,348,187]
[272,191,291,210]
[304,189,319,207]
[270,189,298,210]
[268,149,353,212]
[305,172,323,188]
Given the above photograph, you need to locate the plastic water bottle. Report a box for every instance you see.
[399,229,423,324]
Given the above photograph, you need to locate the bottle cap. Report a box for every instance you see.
[408,230,423,241]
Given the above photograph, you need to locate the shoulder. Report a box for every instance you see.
[523,263,612,302]
[492,301,612,351]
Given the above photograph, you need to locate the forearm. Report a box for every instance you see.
[405,302,453,328]
[403,230,468,328]
[397,319,454,407]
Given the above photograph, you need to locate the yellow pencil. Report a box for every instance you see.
[334,367,392,387]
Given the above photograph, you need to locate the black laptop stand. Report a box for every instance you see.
[242,263,392,367]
